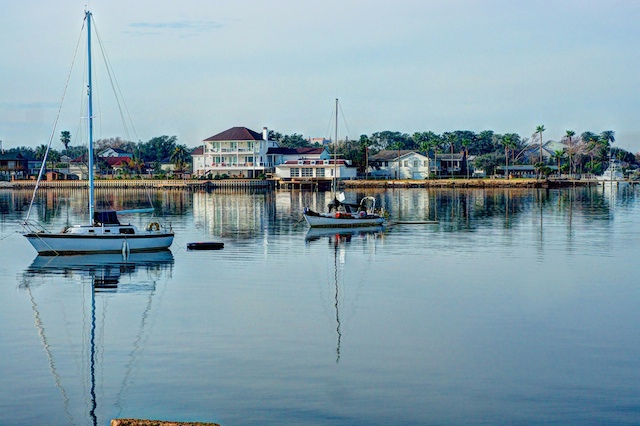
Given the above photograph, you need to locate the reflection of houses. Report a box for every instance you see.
[0,152,32,180]
[192,127,279,178]
[368,150,431,179]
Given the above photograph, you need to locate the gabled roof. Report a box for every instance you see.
[438,153,465,161]
[98,147,132,156]
[203,127,264,142]
[191,146,204,155]
[105,157,130,167]
[0,152,27,161]
[369,150,421,161]
[267,147,326,156]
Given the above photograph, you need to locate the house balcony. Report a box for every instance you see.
[208,162,271,169]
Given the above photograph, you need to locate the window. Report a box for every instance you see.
[291,168,300,177]
[404,160,409,167]
[414,160,418,167]
[317,168,325,177]
[301,168,313,177]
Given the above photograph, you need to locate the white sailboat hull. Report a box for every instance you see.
[24,230,173,255]
[303,213,385,228]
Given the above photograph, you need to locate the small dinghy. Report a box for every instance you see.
[187,242,224,250]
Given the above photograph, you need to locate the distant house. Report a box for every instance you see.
[275,158,357,181]
[192,126,279,178]
[368,150,431,179]
[0,152,32,180]
[97,148,133,159]
[519,140,567,163]
[437,152,467,177]
[268,146,330,166]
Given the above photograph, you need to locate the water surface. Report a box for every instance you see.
[1,185,639,425]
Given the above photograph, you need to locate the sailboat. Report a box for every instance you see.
[22,10,174,255]
[303,99,386,228]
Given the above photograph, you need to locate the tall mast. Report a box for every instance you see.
[334,98,338,195]
[86,10,95,224]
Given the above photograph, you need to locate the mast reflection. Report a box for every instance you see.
[19,250,174,425]
[306,227,385,363]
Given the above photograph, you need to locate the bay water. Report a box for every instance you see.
[1,185,639,425]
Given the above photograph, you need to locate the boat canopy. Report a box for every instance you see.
[94,211,120,225]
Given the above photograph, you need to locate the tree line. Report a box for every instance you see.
[7,133,191,176]
[273,128,637,176]
[6,127,636,178]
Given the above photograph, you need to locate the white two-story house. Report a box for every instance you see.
[368,150,432,179]
[193,127,280,178]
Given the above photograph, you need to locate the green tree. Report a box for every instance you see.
[500,134,517,178]
[60,131,71,152]
[565,130,575,175]
[535,125,545,166]
[170,144,190,167]
[551,149,565,177]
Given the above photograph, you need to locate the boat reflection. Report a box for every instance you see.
[305,226,385,363]
[24,250,174,292]
[304,225,386,243]
[19,249,174,425]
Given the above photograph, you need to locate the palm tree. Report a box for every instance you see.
[551,150,565,177]
[60,131,71,153]
[35,144,48,161]
[461,138,471,179]
[535,125,545,165]
[600,130,615,147]
[565,130,575,176]
[500,135,517,179]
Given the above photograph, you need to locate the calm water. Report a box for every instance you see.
[1,185,640,425]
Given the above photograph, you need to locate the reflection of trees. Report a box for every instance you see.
[397,187,623,232]
[8,186,634,240]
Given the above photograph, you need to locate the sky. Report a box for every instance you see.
[2,0,640,152]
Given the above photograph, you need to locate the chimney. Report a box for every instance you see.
[263,127,268,141]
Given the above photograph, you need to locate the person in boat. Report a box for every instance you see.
[327,197,362,214]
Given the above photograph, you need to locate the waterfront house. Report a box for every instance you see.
[0,152,31,180]
[193,127,279,178]
[437,152,467,177]
[275,158,357,181]
[368,150,431,179]
[519,140,567,163]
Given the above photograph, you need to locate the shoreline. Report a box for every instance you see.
[1,178,633,190]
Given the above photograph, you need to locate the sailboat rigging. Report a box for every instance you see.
[22,10,174,255]
[303,99,386,228]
